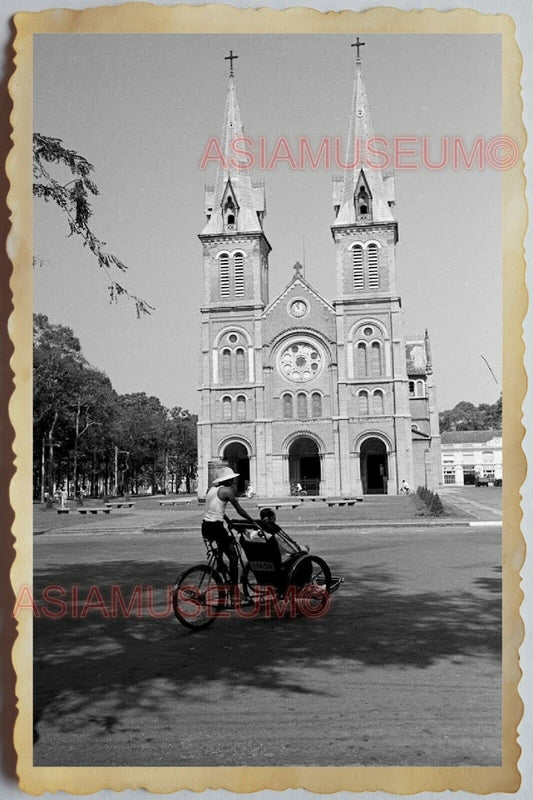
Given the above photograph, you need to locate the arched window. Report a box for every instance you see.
[358,390,369,416]
[224,197,236,230]
[236,395,246,420]
[235,348,246,383]
[311,392,322,418]
[221,348,232,383]
[370,342,382,376]
[358,187,368,215]
[297,392,308,419]
[367,244,379,288]
[357,342,368,376]
[234,252,244,297]
[219,254,230,298]
[409,381,416,396]
[282,393,293,419]
[373,389,384,415]
[416,379,425,397]
[222,396,232,421]
[353,245,364,291]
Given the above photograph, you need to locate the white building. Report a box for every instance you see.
[440,430,502,485]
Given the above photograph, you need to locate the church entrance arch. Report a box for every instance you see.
[360,437,388,494]
[222,442,250,496]
[288,436,321,495]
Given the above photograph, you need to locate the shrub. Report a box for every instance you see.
[429,492,444,516]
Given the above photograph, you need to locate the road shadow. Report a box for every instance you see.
[32,555,501,757]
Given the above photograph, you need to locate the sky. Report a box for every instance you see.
[33,33,502,413]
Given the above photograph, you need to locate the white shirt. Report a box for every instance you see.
[203,485,227,522]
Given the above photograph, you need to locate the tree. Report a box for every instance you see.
[33,133,153,317]
[113,393,169,495]
[168,408,198,492]
[33,314,118,500]
[33,314,87,500]
[439,396,502,432]
[69,367,116,497]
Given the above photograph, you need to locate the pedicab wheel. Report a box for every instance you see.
[286,555,332,615]
[173,565,225,631]
[241,563,258,600]
[241,564,273,605]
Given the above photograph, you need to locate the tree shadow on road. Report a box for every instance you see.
[32,557,501,752]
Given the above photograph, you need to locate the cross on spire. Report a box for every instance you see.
[351,37,365,62]
[225,50,238,77]
[293,261,303,276]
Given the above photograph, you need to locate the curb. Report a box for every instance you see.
[34,518,502,536]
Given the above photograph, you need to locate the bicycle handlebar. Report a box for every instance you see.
[226,518,260,530]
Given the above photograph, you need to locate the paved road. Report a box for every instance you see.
[31,526,501,767]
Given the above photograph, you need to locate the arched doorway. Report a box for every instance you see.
[288,437,321,495]
[360,437,388,494]
[222,442,250,496]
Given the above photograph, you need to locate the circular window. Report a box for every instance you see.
[228,333,238,344]
[279,342,323,382]
[363,326,373,337]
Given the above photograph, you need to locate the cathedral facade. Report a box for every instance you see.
[197,50,441,498]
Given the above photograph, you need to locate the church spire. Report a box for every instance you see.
[202,54,264,235]
[335,42,395,227]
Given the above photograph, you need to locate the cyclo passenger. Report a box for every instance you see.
[202,466,258,603]
[247,507,312,584]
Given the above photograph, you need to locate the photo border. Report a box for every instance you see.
[7,3,526,794]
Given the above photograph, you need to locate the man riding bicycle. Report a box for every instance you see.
[202,466,258,602]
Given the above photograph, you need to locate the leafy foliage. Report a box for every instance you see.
[416,486,445,517]
[439,396,502,432]
[33,315,197,498]
[33,133,154,317]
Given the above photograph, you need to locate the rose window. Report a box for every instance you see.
[279,342,322,382]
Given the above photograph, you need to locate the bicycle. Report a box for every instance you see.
[172,518,342,631]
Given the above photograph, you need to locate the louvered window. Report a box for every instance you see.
[297,392,308,419]
[222,396,232,421]
[236,395,246,420]
[358,391,369,416]
[282,394,293,418]
[373,390,384,415]
[357,342,367,376]
[234,252,244,297]
[370,342,382,376]
[367,244,379,288]
[353,245,364,291]
[221,349,232,383]
[235,348,245,382]
[219,254,230,298]
[311,393,322,418]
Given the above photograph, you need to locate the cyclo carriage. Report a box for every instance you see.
[173,516,343,630]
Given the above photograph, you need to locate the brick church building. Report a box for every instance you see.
[197,46,441,497]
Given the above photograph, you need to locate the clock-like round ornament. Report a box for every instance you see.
[289,300,308,318]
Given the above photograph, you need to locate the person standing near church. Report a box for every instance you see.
[202,466,258,600]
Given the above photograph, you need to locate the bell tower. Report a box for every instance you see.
[197,52,271,497]
[331,38,398,298]
[331,40,414,495]
[198,51,271,309]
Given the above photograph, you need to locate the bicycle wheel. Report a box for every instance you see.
[173,565,225,630]
[242,563,273,604]
[285,555,332,615]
